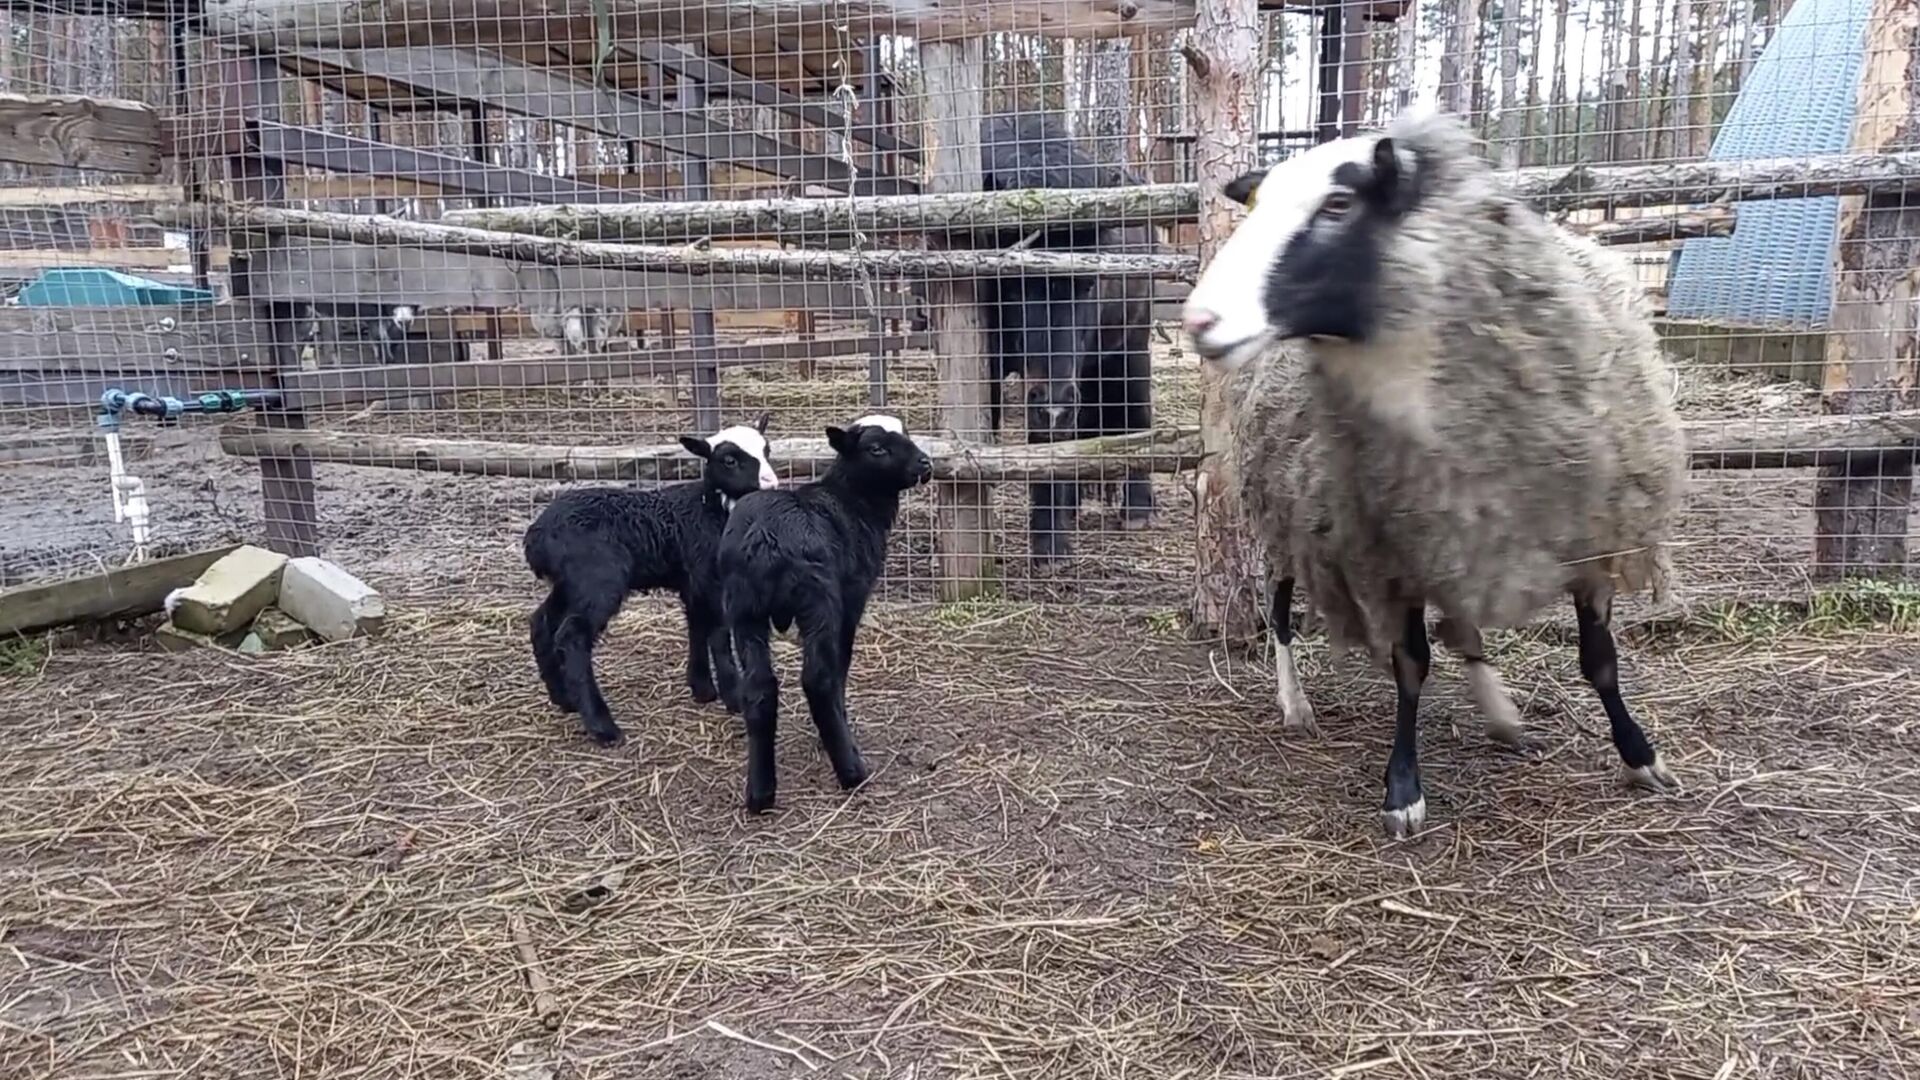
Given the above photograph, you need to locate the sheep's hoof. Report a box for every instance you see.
[721,694,743,716]
[1619,755,1679,794]
[1381,797,1427,840]
[836,760,871,791]
[1117,512,1153,532]
[688,680,720,705]
[744,786,777,814]
[582,721,625,748]
[1485,714,1528,748]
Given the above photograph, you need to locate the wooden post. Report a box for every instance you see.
[921,39,998,601]
[1187,0,1263,643]
[1815,0,1920,579]
[227,53,319,558]
[1341,0,1373,135]
[470,107,506,362]
[680,61,722,433]
[863,40,890,408]
[1316,6,1345,144]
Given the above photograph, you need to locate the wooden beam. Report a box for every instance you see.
[277,332,928,409]
[201,0,1199,51]
[253,120,630,204]
[0,246,189,270]
[180,202,1191,280]
[209,411,1920,481]
[1187,0,1263,644]
[1814,0,1920,580]
[0,545,243,636]
[921,38,997,601]
[0,304,276,370]
[0,92,164,175]
[295,46,909,194]
[631,42,922,161]
[0,183,179,207]
[230,236,913,315]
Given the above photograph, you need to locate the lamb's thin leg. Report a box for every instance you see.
[1382,605,1431,840]
[1118,469,1154,530]
[1434,617,1524,746]
[1268,578,1318,735]
[551,586,627,747]
[799,606,869,791]
[530,591,571,712]
[683,597,719,705]
[733,617,781,813]
[706,619,743,715]
[1574,591,1679,793]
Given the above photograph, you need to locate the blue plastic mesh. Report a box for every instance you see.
[1664,0,1874,329]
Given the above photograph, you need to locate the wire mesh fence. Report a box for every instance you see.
[0,0,1913,616]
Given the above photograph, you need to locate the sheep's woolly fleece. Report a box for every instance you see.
[1232,110,1687,665]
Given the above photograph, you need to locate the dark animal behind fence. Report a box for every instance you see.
[975,111,1156,562]
[718,414,933,814]
[525,415,777,747]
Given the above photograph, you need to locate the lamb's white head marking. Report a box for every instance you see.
[708,423,779,491]
[1182,130,1396,371]
[850,413,906,435]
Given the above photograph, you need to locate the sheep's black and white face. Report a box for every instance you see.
[826,413,934,492]
[680,412,778,506]
[1183,132,1418,370]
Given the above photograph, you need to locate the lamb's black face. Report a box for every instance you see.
[826,415,933,491]
[1183,133,1422,369]
[680,413,777,504]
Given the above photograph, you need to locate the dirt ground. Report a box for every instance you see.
[4,337,1919,1078]
[3,597,1918,1079]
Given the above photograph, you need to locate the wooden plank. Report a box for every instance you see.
[0,544,243,636]
[0,183,180,207]
[297,46,910,194]
[253,121,630,204]
[0,92,164,175]
[0,305,277,371]
[284,174,447,201]
[0,246,189,270]
[201,0,1199,50]
[277,331,930,408]
[237,237,911,315]
[631,42,922,160]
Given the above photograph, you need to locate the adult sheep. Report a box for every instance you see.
[1183,108,1687,839]
[977,111,1156,561]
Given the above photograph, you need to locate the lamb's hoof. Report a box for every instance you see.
[1620,755,1680,794]
[1485,714,1527,748]
[688,681,720,705]
[744,786,777,815]
[1279,698,1319,738]
[1381,797,1427,841]
[721,694,744,716]
[581,719,625,747]
[836,760,872,792]
[1117,511,1153,532]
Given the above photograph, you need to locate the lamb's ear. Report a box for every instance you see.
[1369,137,1417,214]
[825,425,853,454]
[1222,169,1267,208]
[753,410,772,435]
[679,435,712,459]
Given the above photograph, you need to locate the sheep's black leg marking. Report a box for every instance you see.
[551,586,626,747]
[799,606,869,792]
[1574,595,1679,793]
[1028,480,1080,562]
[733,617,781,813]
[683,598,719,705]
[838,592,868,683]
[707,621,743,715]
[1118,470,1154,530]
[1434,616,1525,747]
[1268,578,1317,734]
[1382,604,1430,839]
[530,591,571,712]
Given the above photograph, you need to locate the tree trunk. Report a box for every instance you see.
[1498,0,1523,167]
[1549,0,1569,161]
[1622,0,1646,162]
[1649,0,1670,159]
[1187,0,1263,644]
[1441,0,1483,115]
[1689,0,1724,157]
[1395,0,1420,111]
[1524,0,1545,164]
[1671,0,1694,158]
[1815,0,1920,579]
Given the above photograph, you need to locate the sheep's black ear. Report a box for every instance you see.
[825,425,852,454]
[1371,137,1400,186]
[1222,170,1266,207]
[753,410,772,435]
[679,435,712,459]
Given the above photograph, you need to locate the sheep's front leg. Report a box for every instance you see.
[1433,616,1524,746]
[1268,577,1317,735]
[1574,590,1679,793]
[733,617,781,813]
[1382,605,1430,840]
[683,597,719,705]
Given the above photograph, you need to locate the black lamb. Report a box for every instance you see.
[525,413,778,746]
[717,413,933,813]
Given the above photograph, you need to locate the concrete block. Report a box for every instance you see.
[165,545,288,637]
[155,619,246,653]
[251,607,314,650]
[278,557,386,642]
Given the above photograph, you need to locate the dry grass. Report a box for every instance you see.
[4,598,1918,1080]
